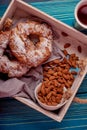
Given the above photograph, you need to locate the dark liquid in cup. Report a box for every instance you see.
[77,5,87,25]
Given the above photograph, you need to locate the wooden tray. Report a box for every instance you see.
[0,0,87,122]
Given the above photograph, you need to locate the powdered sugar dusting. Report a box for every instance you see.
[10,29,26,54]
[27,37,52,66]
[9,19,53,67]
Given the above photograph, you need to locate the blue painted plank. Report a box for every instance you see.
[31,0,80,27]
[0,97,87,130]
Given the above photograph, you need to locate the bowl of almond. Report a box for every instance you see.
[34,57,78,111]
[34,82,69,111]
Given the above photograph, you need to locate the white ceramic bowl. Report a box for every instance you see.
[34,83,68,111]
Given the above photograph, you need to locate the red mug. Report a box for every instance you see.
[74,0,87,31]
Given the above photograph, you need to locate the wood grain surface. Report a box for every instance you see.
[0,0,87,130]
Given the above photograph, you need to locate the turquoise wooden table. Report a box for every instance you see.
[0,0,87,130]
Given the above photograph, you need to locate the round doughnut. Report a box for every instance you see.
[0,56,29,77]
[9,20,53,67]
[0,31,29,77]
